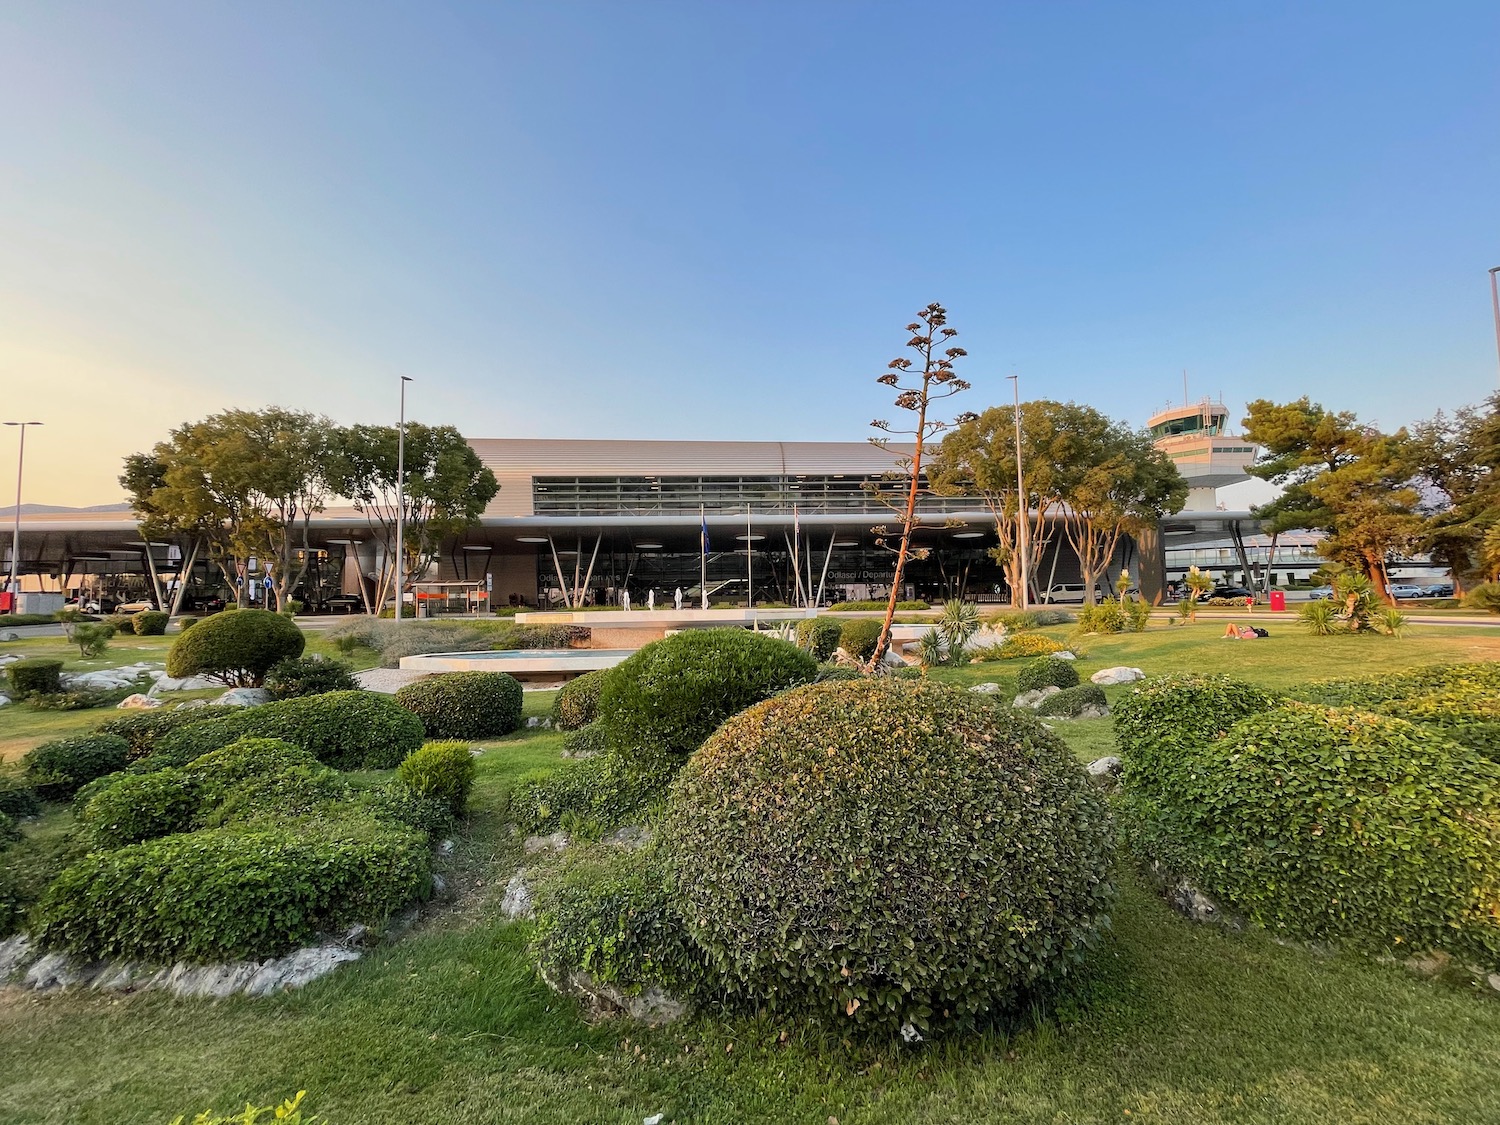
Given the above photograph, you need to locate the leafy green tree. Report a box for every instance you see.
[1409,393,1500,593]
[325,424,499,613]
[1242,398,1422,603]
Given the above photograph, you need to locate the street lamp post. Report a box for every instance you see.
[5,421,43,612]
[1005,377,1028,610]
[393,377,413,624]
[1488,267,1500,387]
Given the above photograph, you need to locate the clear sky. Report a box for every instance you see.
[2,1,1497,506]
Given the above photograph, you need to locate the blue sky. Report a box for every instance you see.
[2,1,1498,504]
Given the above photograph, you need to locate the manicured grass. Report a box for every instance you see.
[3,625,1500,1123]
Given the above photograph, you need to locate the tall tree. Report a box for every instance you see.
[1056,422,1187,606]
[119,452,205,615]
[929,401,1079,607]
[866,303,972,669]
[325,423,499,612]
[1242,398,1422,603]
[1409,393,1500,593]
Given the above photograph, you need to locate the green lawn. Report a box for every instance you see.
[2,624,1500,1123]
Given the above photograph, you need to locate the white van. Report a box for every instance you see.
[1040,583,1104,604]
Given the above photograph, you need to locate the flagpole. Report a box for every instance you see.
[792,505,801,608]
[700,505,708,610]
[746,506,753,608]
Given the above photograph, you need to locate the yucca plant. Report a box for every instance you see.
[1299,599,1340,636]
[1375,606,1408,637]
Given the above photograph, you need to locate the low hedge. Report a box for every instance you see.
[531,844,714,1002]
[355,782,454,837]
[395,672,523,740]
[265,656,360,700]
[23,734,131,801]
[973,633,1067,662]
[152,691,425,770]
[0,773,41,820]
[596,629,817,767]
[1016,656,1080,693]
[663,679,1115,1033]
[837,618,884,662]
[794,619,843,661]
[827,600,929,612]
[132,610,170,636]
[0,810,19,847]
[7,658,63,698]
[1122,701,1500,964]
[31,817,432,962]
[77,771,200,850]
[551,669,606,731]
[1035,683,1108,718]
[511,750,676,837]
[1294,663,1500,762]
[165,608,306,686]
[397,741,476,816]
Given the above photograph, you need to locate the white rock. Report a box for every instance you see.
[116,693,163,710]
[214,687,272,707]
[0,693,9,707]
[969,682,1001,694]
[1488,973,1500,993]
[645,1115,665,1125]
[500,872,533,920]
[1054,651,1077,660]
[24,952,89,992]
[0,934,36,981]
[1086,756,1124,786]
[150,674,220,695]
[962,627,1006,652]
[900,1022,924,1044]
[523,831,570,855]
[437,838,456,856]
[1090,666,1145,685]
[1014,685,1062,709]
[244,945,360,997]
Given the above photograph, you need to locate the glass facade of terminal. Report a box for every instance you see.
[531,474,976,515]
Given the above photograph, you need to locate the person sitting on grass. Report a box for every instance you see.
[1223,623,1260,640]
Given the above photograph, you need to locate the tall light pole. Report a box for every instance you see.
[1005,377,1029,610]
[5,421,42,611]
[393,377,412,623]
[1489,267,1500,386]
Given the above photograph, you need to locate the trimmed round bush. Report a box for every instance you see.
[794,618,844,662]
[1016,656,1080,693]
[31,818,431,962]
[23,734,130,801]
[395,671,524,740]
[98,707,226,761]
[153,691,425,771]
[180,737,326,806]
[837,618,883,662]
[397,740,477,816]
[78,770,198,850]
[664,678,1115,1033]
[7,658,62,697]
[264,655,360,700]
[0,773,41,820]
[131,610,170,636]
[356,782,453,837]
[165,608,306,686]
[597,629,817,765]
[552,669,606,731]
[1114,674,1279,804]
[1124,701,1500,964]
[1035,683,1108,718]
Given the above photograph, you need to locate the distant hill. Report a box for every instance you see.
[0,502,133,516]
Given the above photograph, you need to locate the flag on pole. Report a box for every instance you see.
[700,510,711,554]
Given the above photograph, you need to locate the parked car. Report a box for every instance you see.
[1420,582,1454,598]
[1039,583,1104,605]
[321,594,364,614]
[1304,585,1334,600]
[1385,584,1424,600]
[1211,585,1255,601]
[115,598,158,614]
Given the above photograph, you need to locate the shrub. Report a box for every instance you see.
[813,663,864,683]
[7,657,63,697]
[531,844,713,1001]
[25,681,149,712]
[552,669,606,730]
[105,614,137,636]
[397,741,476,816]
[31,817,431,962]
[794,618,843,662]
[179,737,327,807]
[1124,596,1152,632]
[0,810,19,847]
[1292,663,1500,762]
[663,679,1114,1032]
[1114,674,1279,804]
[152,691,425,771]
[1463,582,1500,614]
[827,599,929,612]
[837,618,884,662]
[176,616,197,631]
[132,610,170,636]
[1375,606,1408,637]
[1075,602,1125,634]
[0,869,23,937]
[355,782,453,837]
[563,721,610,759]
[1124,701,1500,964]
[597,629,817,767]
[985,608,1075,630]
[1298,598,1340,636]
[23,734,131,800]
[0,772,41,820]
[264,656,360,700]
[1035,683,1108,718]
[72,622,117,657]
[167,1090,324,1125]
[166,608,306,686]
[78,770,199,850]
[395,672,524,740]
[1016,656,1080,693]
[510,750,676,836]
[98,707,226,761]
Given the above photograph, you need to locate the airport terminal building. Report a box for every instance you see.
[8,430,1269,611]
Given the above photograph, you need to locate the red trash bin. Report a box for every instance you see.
[1269,589,1286,612]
